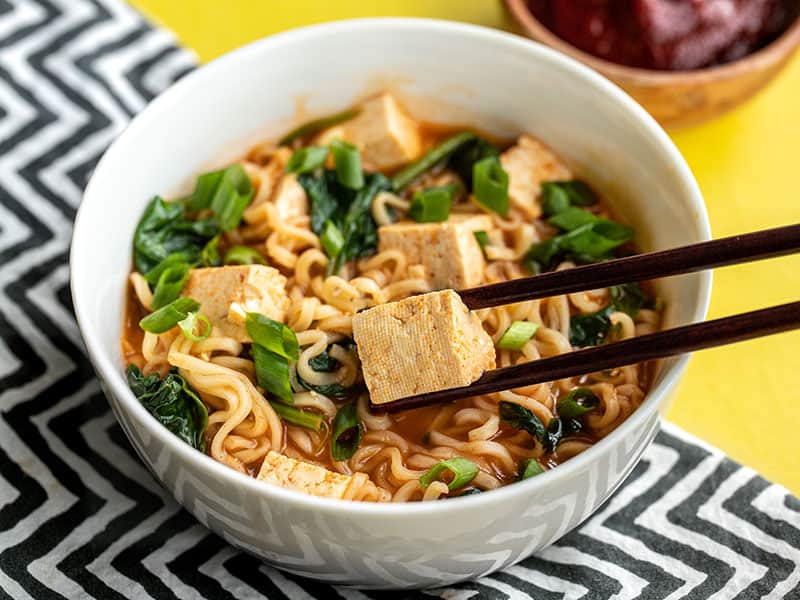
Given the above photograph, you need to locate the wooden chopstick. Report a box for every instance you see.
[372,301,800,413]
[458,224,800,310]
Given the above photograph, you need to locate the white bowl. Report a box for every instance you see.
[71,18,711,589]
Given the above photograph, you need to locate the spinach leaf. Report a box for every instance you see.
[569,307,613,347]
[126,364,207,450]
[541,417,584,452]
[523,220,633,274]
[298,170,390,275]
[499,401,581,452]
[134,196,219,274]
[499,401,546,440]
[308,348,339,372]
[299,170,341,235]
[610,282,647,317]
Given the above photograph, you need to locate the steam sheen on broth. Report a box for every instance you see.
[122,93,661,502]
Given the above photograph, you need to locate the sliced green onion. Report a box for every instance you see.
[540,182,571,217]
[408,185,457,223]
[251,344,294,405]
[474,230,489,250]
[320,220,345,258]
[223,245,267,265]
[472,156,509,216]
[144,252,194,286]
[557,388,600,419]
[270,401,324,431]
[392,131,476,191]
[278,108,360,146]
[285,146,330,174]
[139,297,200,334]
[186,170,224,212]
[150,263,191,310]
[209,164,254,231]
[519,458,545,480]
[178,311,211,342]
[419,457,479,491]
[245,313,299,360]
[331,402,362,461]
[200,234,222,267]
[497,321,539,350]
[330,139,364,190]
[548,207,599,232]
[549,180,597,207]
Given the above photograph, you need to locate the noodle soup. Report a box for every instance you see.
[122,93,661,502]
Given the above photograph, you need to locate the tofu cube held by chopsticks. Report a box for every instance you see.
[352,290,496,406]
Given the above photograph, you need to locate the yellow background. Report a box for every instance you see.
[130,0,800,494]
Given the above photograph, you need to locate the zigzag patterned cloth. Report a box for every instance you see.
[0,1,799,598]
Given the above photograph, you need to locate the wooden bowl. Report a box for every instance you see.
[505,0,800,128]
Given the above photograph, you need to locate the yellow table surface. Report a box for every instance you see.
[131,0,800,494]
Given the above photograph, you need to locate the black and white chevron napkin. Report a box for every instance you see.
[0,1,798,598]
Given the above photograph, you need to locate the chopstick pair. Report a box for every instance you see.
[372,224,800,413]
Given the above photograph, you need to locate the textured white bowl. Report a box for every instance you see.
[71,19,711,589]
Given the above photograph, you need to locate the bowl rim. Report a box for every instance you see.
[505,0,800,83]
[71,17,712,517]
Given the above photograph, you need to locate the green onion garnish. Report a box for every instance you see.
[178,311,211,342]
[278,108,360,147]
[144,252,194,286]
[186,170,224,212]
[320,220,345,259]
[474,230,489,248]
[557,388,600,419]
[472,156,509,216]
[518,458,545,480]
[408,185,457,223]
[139,297,200,334]
[391,131,476,191]
[200,234,222,267]
[330,139,364,190]
[210,165,253,231]
[270,401,324,431]
[497,321,539,350]
[150,264,191,310]
[540,183,571,217]
[252,344,294,404]
[186,165,254,231]
[331,402,362,462]
[419,457,479,491]
[223,246,267,265]
[545,180,597,207]
[245,313,299,361]
[547,206,599,232]
[285,146,330,174]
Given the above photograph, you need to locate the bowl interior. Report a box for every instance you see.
[72,19,710,510]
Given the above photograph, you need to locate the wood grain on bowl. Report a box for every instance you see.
[505,0,800,128]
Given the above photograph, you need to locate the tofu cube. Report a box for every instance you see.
[257,451,355,499]
[500,135,572,219]
[339,93,422,170]
[378,214,493,290]
[352,290,496,405]
[181,265,289,341]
